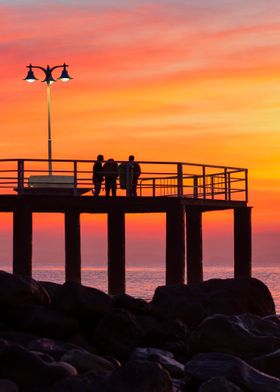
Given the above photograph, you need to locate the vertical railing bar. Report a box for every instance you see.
[73,160,78,196]
[245,169,248,202]
[177,163,183,197]
[211,175,214,199]
[17,159,24,195]
[224,167,228,201]
[202,166,206,199]
[228,171,231,201]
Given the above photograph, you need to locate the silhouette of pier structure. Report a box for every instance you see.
[0,159,251,295]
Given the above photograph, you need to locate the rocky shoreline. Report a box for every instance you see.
[0,270,279,391]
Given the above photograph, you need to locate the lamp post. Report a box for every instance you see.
[23,63,72,175]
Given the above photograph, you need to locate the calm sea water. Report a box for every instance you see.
[2,265,279,312]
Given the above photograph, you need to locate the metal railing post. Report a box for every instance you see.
[227,171,231,201]
[152,178,156,197]
[17,159,24,195]
[224,167,228,201]
[177,163,183,197]
[211,175,215,199]
[193,175,198,198]
[245,169,248,202]
[202,166,206,199]
[73,160,78,196]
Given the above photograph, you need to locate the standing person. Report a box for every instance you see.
[103,158,119,196]
[129,155,141,197]
[92,154,104,196]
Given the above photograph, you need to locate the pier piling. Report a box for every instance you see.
[108,210,126,295]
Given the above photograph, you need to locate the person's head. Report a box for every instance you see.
[97,154,104,162]
[129,155,134,162]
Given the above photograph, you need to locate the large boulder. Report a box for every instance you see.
[184,352,280,391]
[130,347,184,378]
[61,349,117,374]
[142,319,189,355]
[199,377,243,391]
[151,278,275,329]
[0,344,76,391]
[93,309,143,360]
[49,372,106,392]
[52,282,113,327]
[251,348,280,379]
[5,305,80,339]
[189,313,280,358]
[113,294,151,316]
[0,271,50,310]
[103,359,173,392]
[0,379,19,392]
[27,337,85,361]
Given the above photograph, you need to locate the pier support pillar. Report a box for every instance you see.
[166,204,185,285]
[234,207,252,278]
[65,210,81,283]
[13,200,32,277]
[186,208,203,284]
[108,210,125,295]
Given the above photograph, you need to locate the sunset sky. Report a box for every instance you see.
[0,0,279,269]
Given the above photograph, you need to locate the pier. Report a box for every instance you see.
[0,159,251,295]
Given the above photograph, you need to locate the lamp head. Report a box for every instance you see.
[24,65,37,83]
[58,63,72,82]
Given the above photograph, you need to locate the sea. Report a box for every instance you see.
[3,264,279,312]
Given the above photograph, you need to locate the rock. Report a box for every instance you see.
[151,278,275,329]
[251,348,280,378]
[27,337,85,361]
[93,309,143,359]
[6,304,80,339]
[103,359,173,392]
[0,379,19,392]
[199,376,243,391]
[113,294,151,316]
[142,319,189,355]
[189,313,280,358]
[49,372,106,392]
[61,349,116,374]
[39,281,62,302]
[52,281,113,327]
[0,332,39,347]
[184,352,280,391]
[131,347,184,378]
[0,271,50,310]
[0,344,77,391]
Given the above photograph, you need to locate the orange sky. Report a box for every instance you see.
[0,0,279,267]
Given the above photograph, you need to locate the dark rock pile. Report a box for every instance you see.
[0,270,279,391]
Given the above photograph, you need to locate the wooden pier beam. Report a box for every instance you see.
[234,207,252,278]
[13,200,32,277]
[186,208,203,284]
[166,204,185,285]
[108,210,125,295]
[65,210,81,283]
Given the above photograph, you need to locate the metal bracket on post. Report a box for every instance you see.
[177,163,183,197]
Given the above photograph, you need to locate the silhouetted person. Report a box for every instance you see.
[103,158,119,196]
[92,154,104,196]
[129,155,141,197]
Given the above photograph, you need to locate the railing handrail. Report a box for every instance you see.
[0,158,247,171]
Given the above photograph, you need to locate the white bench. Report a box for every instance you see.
[28,175,75,188]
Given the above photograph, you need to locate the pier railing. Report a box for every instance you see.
[0,159,248,201]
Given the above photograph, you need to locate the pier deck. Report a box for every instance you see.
[0,159,251,294]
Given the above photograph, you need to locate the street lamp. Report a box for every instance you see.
[23,63,72,175]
